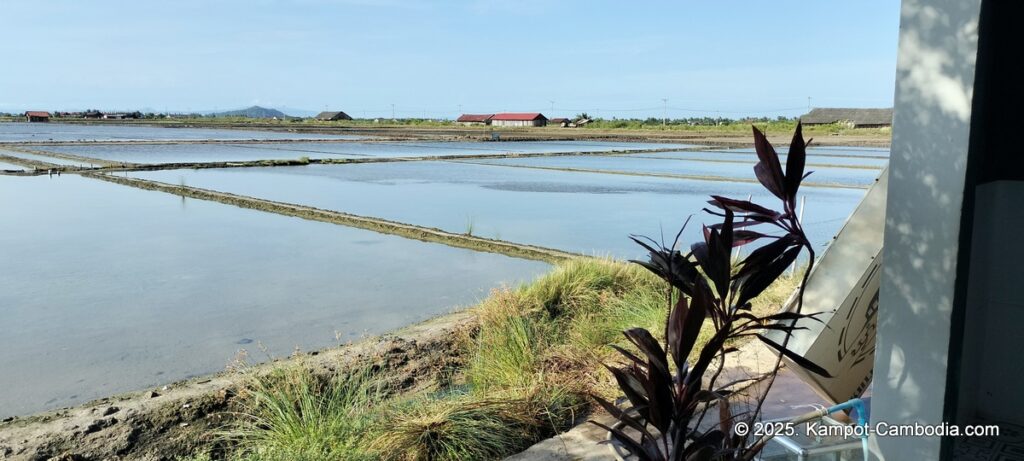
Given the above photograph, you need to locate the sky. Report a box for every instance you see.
[0,1,902,119]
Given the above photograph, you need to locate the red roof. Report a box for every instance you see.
[456,113,493,122]
[491,112,546,121]
[25,111,50,117]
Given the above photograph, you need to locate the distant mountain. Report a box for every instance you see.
[210,106,288,118]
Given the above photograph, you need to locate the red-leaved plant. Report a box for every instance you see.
[593,123,832,460]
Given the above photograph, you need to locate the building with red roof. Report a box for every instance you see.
[24,111,50,122]
[456,114,493,125]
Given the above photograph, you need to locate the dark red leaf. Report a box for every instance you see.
[685,331,728,391]
[605,365,649,411]
[752,125,786,200]
[708,219,767,231]
[761,311,826,325]
[692,217,731,301]
[735,234,796,281]
[643,357,674,434]
[785,122,807,203]
[757,334,833,377]
[591,396,658,443]
[630,236,698,294]
[609,344,646,367]
[623,328,670,379]
[732,230,769,247]
[708,195,781,219]
[736,245,801,307]
[666,294,689,371]
[678,281,711,366]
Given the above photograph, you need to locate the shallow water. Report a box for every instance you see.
[468,155,879,187]
[713,146,891,158]
[0,161,28,170]
[0,175,548,418]
[37,140,698,164]
[37,143,353,164]
[0,122,367,142]
[0,149,95,167]
[630,150,888,168]
[134,162,871,259]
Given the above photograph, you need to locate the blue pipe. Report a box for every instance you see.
[825,398,868,428]
[823,398,869,461]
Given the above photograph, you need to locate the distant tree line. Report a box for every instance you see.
[574,113,797,126]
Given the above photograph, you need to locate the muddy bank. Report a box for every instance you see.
[0,311,478,461]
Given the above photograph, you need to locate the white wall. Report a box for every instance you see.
[871,0,982,458]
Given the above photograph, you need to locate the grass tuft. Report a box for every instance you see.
[371,387,579,461]
[222,366,384,460]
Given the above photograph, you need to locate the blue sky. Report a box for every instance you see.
[1,1,901,118]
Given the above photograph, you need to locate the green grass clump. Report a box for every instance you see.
[570,285,673,351]
[372,396,535,461]
[222,366,384,460]
[465,290,548,391]
[371,387,579,461]
[464,259,660,391]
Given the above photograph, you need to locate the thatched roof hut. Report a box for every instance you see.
[800,108,893,128]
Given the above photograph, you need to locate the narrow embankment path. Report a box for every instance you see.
[88,173,579,264]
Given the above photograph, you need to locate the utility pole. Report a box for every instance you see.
[807,96,812,110]
[391,104,395,120]
[548,100,555,112]
[662,98,668,126]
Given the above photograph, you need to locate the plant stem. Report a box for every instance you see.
[747,244,815,430]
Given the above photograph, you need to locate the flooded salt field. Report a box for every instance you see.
[467,155,880,187]
[631,150,889,168]
[35,140,696,164]
[36,143,355,164]
[0,161,27,170]
[0,175,549,418]
[134,162,872,259]
[0,149,97,167]
[0,122,367,142]
[713,146,891,158]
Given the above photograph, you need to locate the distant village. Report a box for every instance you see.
[9,107,894,129]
